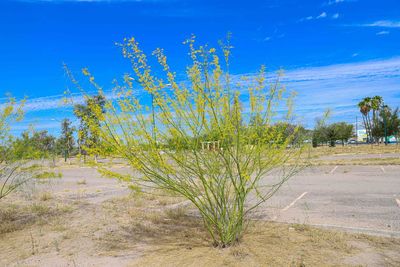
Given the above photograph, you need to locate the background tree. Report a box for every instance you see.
[272,122,308,147]
[358,97,373,143]
[10,130,56,160]
[334,122,354,146]
[324,124,339,147]
[358,95,384,143]
[372,106,399,144]
[74,36,306,247]
[370,96,383,143]
[312,119,353,147]
[74,95,106,161]
[56,119,76,162]
[312,117,328,147]
[370,96,383,123]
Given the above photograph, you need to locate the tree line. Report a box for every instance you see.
[2,93,313,163]
[2,94,399,163]
[0,95,105,163]
[358,96,399,144]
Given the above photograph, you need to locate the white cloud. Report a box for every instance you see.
[1,89,138,113]
[360,20,400,28]
[327,0,345,5]
[332,13,339,19]
[8,58,400,132]
[262,32,284,42]
[352,53,359,57]
[326,0,356,5]
[19,0,153,2]
[282,58,400,82]
[376,30,390,35]
[232,57,400,127]
[300,12,330,22]
[316,12,327,19]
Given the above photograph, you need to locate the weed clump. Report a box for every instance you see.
[35,171,63,179]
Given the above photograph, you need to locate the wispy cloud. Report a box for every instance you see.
[332,13,339,19]
[376,30,390,35]
[300,11,338,22]
[12,57,400,132]
[327,0,345,5]
[0,89,139,114]
[325,0,356,5]
[262,30,285,42]
[232,57,400,126]
[358,20,400,28]
[316,12,327,19]
[18,0,168,3]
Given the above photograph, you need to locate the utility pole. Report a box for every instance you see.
[355,116,358,145]
[383,105,388,145]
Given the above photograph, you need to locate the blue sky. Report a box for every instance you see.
[0,0,399,135]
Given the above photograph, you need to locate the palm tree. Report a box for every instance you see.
[370,96,383,143]
[358,97,372,143]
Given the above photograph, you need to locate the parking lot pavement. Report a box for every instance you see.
[259,165,400,237]
[48,164,400,237]
[318,153,400,161]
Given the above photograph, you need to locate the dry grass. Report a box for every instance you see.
[130,220,400,267]
[304,145,400,166]
[77,179,87,185]
[311,145,400,157]
[97,196,400,266]
[0,201,73,235]
[1,190,399,266]
[38,192,53,201]
[311,157,400,166]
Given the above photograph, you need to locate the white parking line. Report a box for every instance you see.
[282,192,308,212]
[396,199,400,208]
[380,166,386,173]
[330,166,338,174]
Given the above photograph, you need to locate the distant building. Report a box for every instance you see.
[388,135,397,143]
[357,129,367,142]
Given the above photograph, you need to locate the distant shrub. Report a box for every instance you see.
[35,171,63,179]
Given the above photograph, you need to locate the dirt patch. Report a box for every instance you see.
[130,221,400,266]
[1,192,399,267]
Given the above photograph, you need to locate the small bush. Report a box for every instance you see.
[74,36,306,247]
[35,171,63,179]
[77,179,87,185]
[39,192,53,201]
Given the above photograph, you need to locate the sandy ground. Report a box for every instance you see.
[1,159,400,266]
